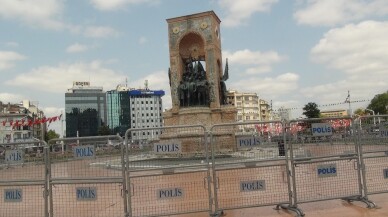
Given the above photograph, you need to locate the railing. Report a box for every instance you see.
[0,115,387,216]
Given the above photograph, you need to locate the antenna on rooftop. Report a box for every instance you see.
[144,80,148,90]
[125,77,128,87]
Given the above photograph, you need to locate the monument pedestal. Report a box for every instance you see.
[163,106,236,128]
[162,106,237,154]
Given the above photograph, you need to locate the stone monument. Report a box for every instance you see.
[162,11,237,152]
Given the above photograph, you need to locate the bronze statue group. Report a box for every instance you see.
[169,57,229,108]
[178,58,211,107]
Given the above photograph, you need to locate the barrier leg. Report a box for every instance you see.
[275,204,305,217]
[210,209,225,217]
[341,196,377,208]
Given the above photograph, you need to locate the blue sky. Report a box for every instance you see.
[1,0,388,134]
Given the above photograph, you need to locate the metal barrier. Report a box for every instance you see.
[0,140,49,217]
[209,121,299,216]
[48,135,126,217]
[2,118,388,217]
[124,125,212,217]
[288,117,374,210]
[357,115,388,199]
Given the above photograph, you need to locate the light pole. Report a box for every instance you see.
[365,109,376,125]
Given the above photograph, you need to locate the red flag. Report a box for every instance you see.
[28,120,33,126]
[2,121,6,126]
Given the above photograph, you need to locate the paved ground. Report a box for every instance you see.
[177,193,388,217]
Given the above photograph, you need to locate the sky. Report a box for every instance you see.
[1,0,388,136]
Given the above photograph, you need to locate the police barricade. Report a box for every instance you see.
[48,135,126,217]
[209,121,297,216]
[0,140,49,217]
[124,125,212,217]
[357,115,388,199]
[288,117,373,210]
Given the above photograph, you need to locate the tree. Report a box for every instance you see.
[354,108,367,116]
[45,129,59,142]
[367,91,388,115]
[98,125,112,135]
[303,102,320,118]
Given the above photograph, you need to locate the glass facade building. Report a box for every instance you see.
[107,88,131,136]
[65,83,107,137]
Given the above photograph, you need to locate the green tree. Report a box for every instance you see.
[367,91,388,115]
[303,102,320,118]
[98,125,112,135]
[354,108,367,116]
[45,129,59,142]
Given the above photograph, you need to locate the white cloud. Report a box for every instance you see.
[138,36,148,45]
[90,0,160,11]
[218,0,278,27]
[66,43,89,53]
[311,21,388,75]
[0,0,65,30]
[229,72,299,98]
[129,70,171,109]
[0,0,120,38]
[294,0,388,26]
[245,66,272,75]
[0,93,25,104]
[303,20,388,103]
[83,26,120,38]
[5,61,126,93]
[0,51,26,70]
[5,42,19,47]
[223,49,285,74]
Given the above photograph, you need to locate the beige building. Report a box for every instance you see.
[227,90,271,122]
[0,100,46,143]
[321,109,348,118]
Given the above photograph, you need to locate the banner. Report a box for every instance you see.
[1,114,62,128]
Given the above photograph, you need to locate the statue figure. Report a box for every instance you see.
[196,80,210,106]
[168,68,171,87]
[178,81,187,107]
[186,75,196,106]
[219,58,229,105]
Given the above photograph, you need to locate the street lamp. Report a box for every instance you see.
[365,109,376,125]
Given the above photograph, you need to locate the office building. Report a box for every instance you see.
[106,85,131,136]
[128,89,165,141]
[65,82,107,137]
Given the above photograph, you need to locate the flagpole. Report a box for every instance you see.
[348,90,352,116]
